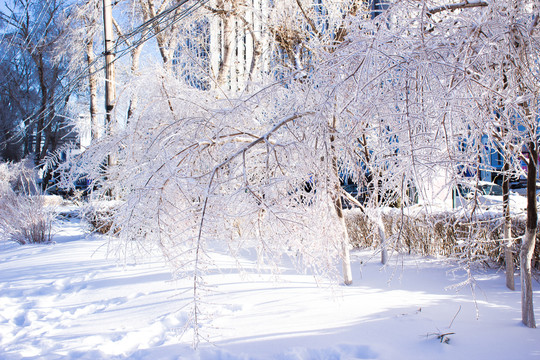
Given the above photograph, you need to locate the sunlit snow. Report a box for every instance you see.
[0,214,538,360]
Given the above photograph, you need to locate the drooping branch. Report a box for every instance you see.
[187,111,315,341]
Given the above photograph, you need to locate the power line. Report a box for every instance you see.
[1,0,209,156]
[112,0,209,64]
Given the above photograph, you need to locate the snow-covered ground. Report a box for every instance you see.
[1,215,539,360]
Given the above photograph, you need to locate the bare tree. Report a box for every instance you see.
[0,0,73,163]
[0,43,37,161]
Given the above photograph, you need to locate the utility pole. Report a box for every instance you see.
[103,0,116,166]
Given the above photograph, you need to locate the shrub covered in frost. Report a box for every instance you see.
[81,200,120,234]
[345,208,538,268]
[0,160,55,244]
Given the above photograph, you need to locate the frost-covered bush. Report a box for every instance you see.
[0,162,12,194]
[0,158,40,195]
[82,200,120,234]
[0,160,55,244]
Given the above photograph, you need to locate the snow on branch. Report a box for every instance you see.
[427,1,488,16]
[209,112,315,175]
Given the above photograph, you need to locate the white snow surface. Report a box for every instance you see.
[1,215,539,360]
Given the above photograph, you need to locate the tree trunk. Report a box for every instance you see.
[23,118,32,157]
[34,53,47,163]
[521,140,537,328]
[373,174,388,264]
[127,44,144,122]
[378,210,388,265]
[40,123,58,162]
[330,117,353,285]
[140,0,173,69]
[335,198,353,285]
[503,160,515,290]
[86,38,100,142]
[111,14,144,123]
[236,13,261,87]
[330,173,353,285]
[216,11,234,89]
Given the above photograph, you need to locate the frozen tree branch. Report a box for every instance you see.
[427,1,488,16]
[207,112,314,176]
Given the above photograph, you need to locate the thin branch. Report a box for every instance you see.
[200,112,315,179]
[427,1,488,16]
[295,0,320,38]
[529,13,539,36]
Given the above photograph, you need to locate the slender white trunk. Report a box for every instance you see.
[86,39,99,141]
[336,203,353,285]
[217,15,234,89]
[330,116,352,285]
[504,223,515,290]
[521,228,536,327]
[505,1,538,327]
[378,211,388,265]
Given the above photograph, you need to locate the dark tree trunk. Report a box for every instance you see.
[521,140,537,328]
[34,53,47,163]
